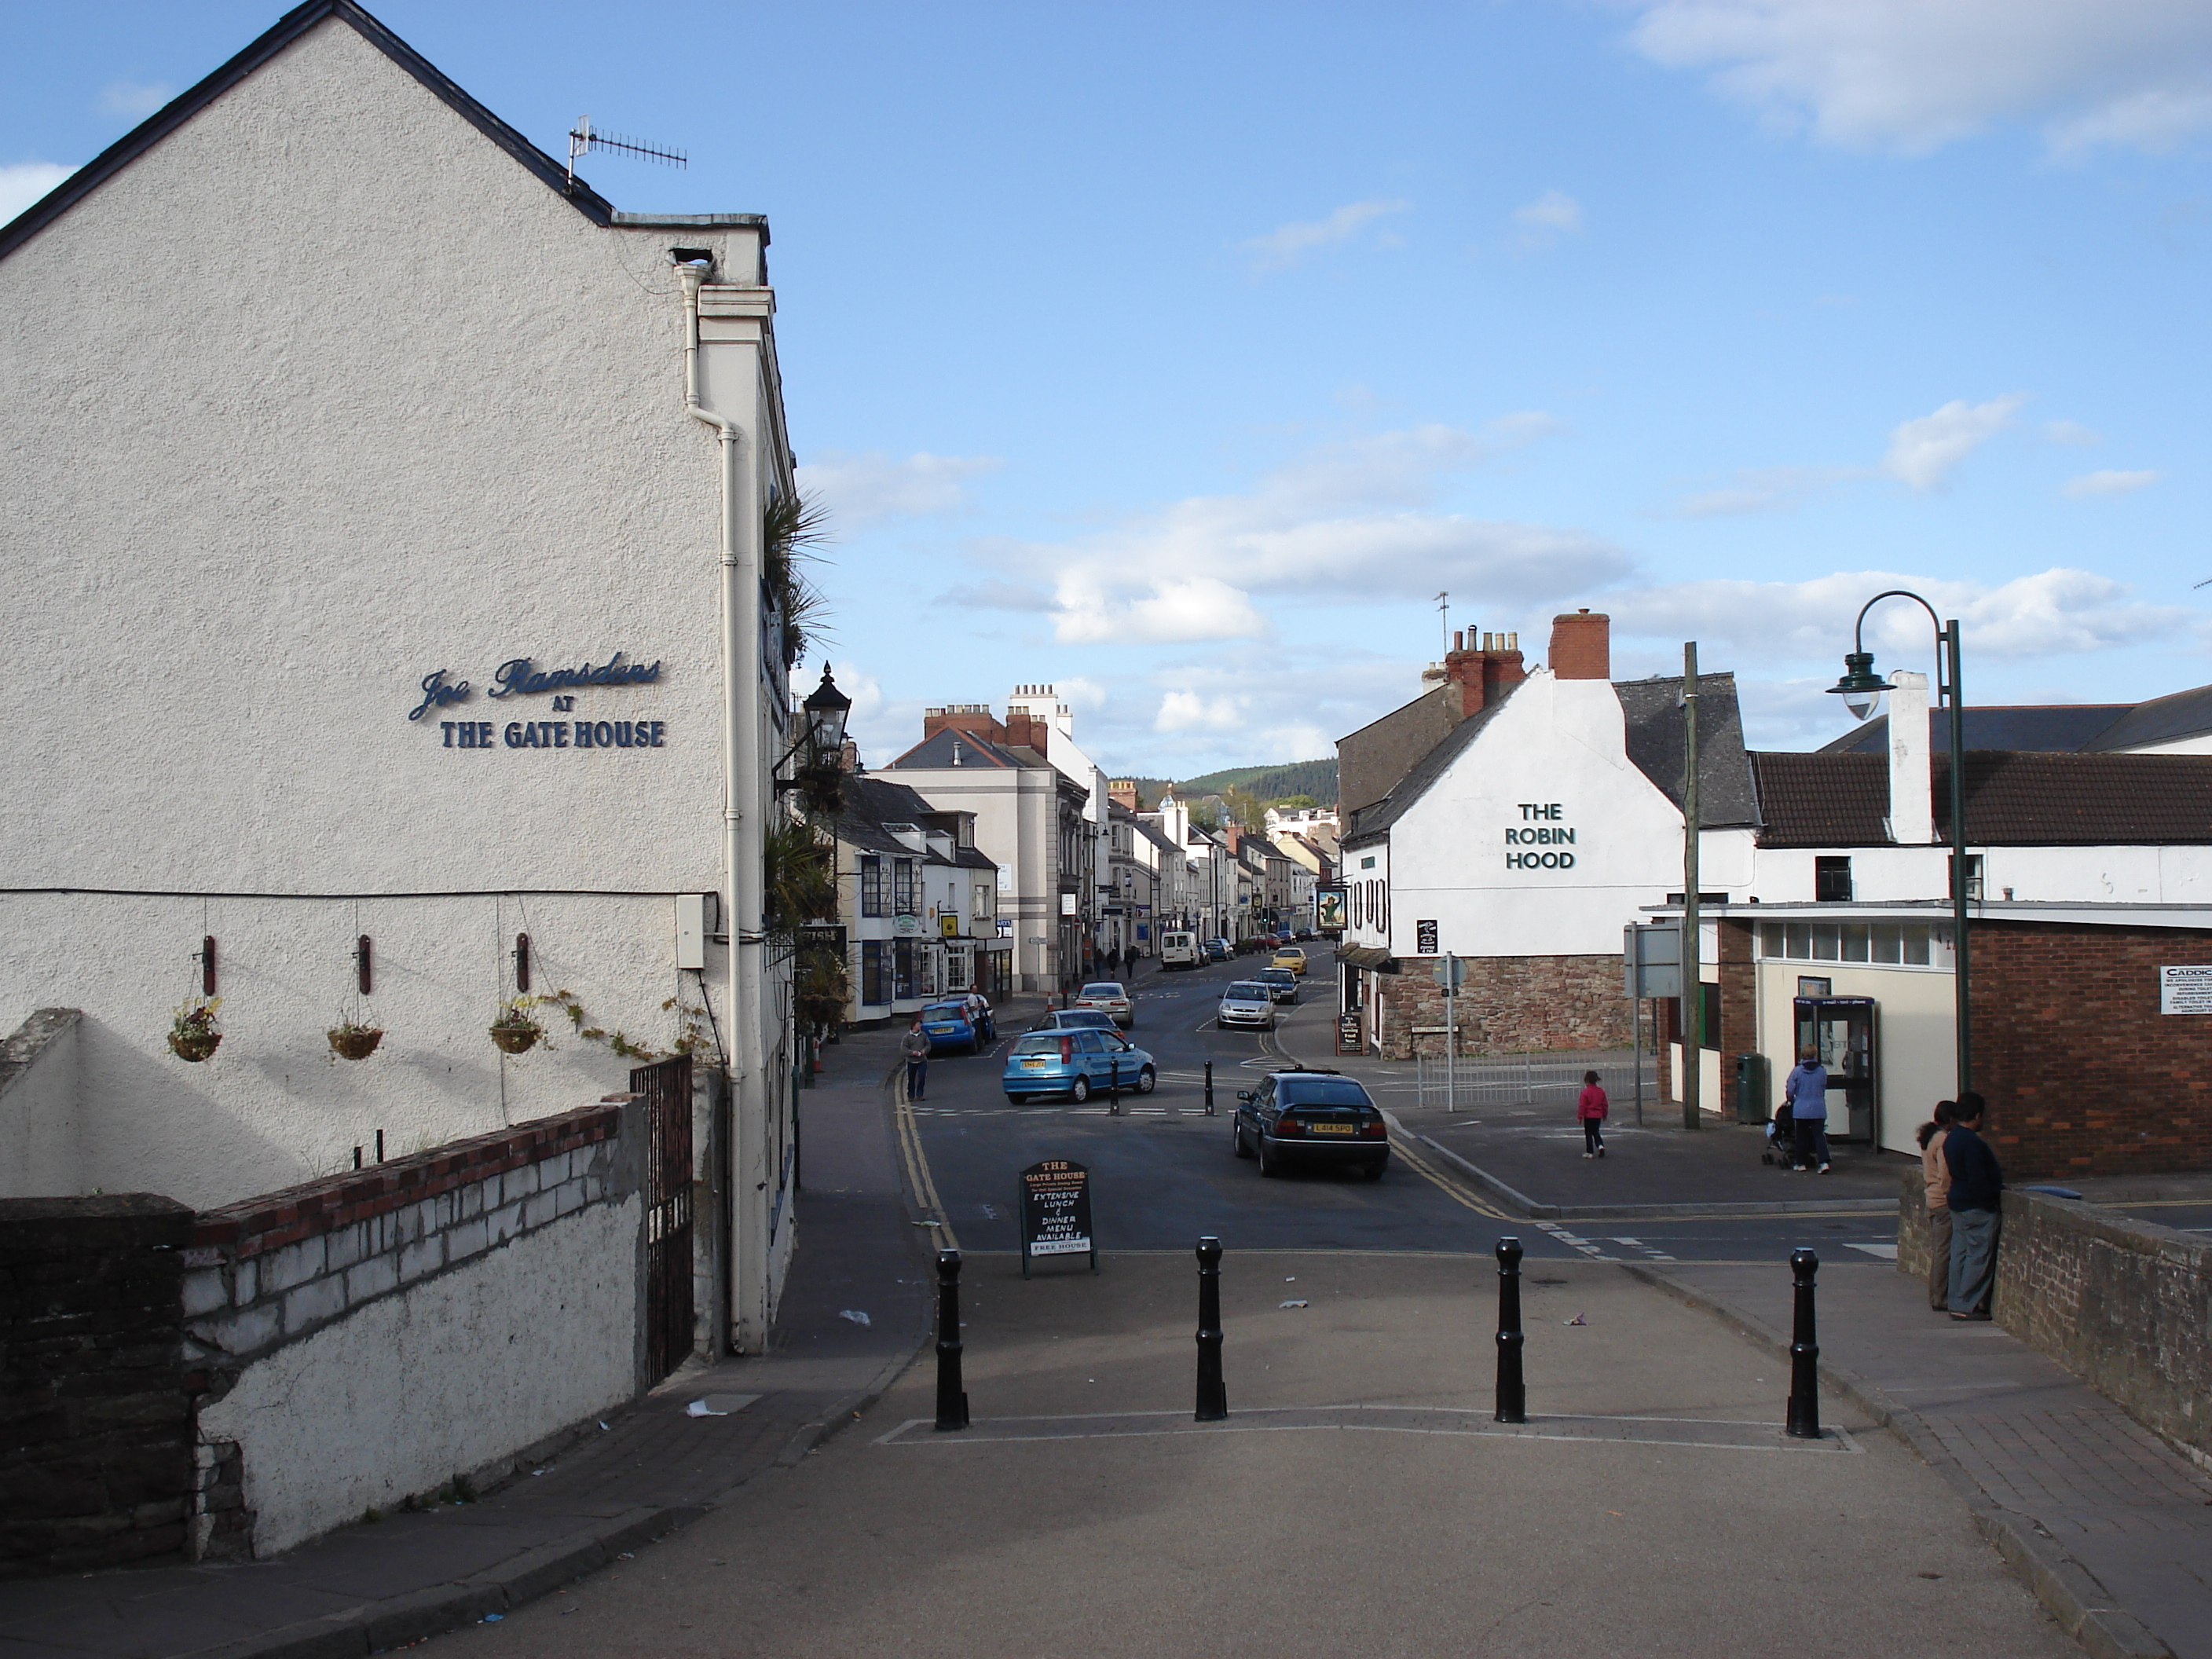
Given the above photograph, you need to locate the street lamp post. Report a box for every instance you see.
[1828,593,1971,1095]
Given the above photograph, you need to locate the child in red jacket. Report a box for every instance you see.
[1577,1071,1608,1159]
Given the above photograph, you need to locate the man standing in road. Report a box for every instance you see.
[1944,1092,2002,1321]
[901,1018,931,1102]
[1782,1046,1832,1174]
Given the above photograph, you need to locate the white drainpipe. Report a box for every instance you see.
[676,259,769,1351]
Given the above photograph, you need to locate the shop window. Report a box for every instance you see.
[860,856,886,918]
[894,859,918,917]
[892,939,919,1000]
[1814,857,1853,902]
[1760,921,1943,968]
[1870,924,1903,964]
[861,939,884,1005]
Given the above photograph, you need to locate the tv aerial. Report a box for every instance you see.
[566,116,686,189]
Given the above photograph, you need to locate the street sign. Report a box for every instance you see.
[1624,924,1681,998]
[1019,1159,1097,1278]
[1415,919,1438,954]
[1430,955,1465,992]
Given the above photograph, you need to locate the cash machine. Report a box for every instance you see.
[1791,994,1877,1144]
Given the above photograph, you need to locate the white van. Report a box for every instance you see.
[1159,931,1200,971]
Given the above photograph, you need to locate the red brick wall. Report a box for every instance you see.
[1371,954,1630,1059]
[1972,921,2212,1180]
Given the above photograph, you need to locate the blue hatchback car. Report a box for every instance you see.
[1002,1028,1156,1104]
[918,1001,982,1056]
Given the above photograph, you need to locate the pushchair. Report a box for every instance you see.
[1761,1105,1796,1168]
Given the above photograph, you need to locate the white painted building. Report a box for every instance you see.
[0,1,806,1351]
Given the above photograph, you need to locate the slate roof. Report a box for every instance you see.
[0,0,767,266]
[833,775,946,857]
[887,729,1038,771]
[1751,751,2212,847]
[2084,683,2212,753]
[1615,673,1761,830]
[1817,706,2132,756]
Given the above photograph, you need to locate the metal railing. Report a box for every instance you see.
[1415,1056,1657,1120]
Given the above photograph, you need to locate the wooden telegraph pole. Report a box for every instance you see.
[1682,642,1701,1132]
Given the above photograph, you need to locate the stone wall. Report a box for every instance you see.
[1371,954,1629,1059]
[1901,1167,2212,1458]
[0,1194,193,1576]
[187,1101,646,1558]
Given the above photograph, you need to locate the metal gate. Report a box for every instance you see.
[633,1056,694,1382]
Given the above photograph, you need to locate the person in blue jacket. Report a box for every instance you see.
[1943,1093,2003,1320]
[1782,1046,1832,1174]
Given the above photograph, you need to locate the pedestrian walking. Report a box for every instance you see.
[1577,1070,1609,1158]
[1918,1101,1957,1311]
[901,1018,931,1102]
[1944,1093,2002,1321]
[1781,1046,1832,1173]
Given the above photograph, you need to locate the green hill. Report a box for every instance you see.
[1110,760,1337,811]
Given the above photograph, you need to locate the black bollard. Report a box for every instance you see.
[934,1248,969,1431]
[1195,1236,1228,1421]
[1785,1247,1821,1440]
[1494,1236,1527,1423]
[1204,1060,1215,1116]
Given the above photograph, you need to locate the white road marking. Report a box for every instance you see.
[1844,1242,1899,1260]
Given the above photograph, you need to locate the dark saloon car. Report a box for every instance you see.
[1255,967,1299,1004]
[1231,1068,1389,1179]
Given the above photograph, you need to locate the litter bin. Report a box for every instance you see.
[1734,1053,1770,1126]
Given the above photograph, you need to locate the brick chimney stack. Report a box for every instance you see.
[1548,610,1610,681]
[1108,779,1141,811]
[922,703,1005,745]
[1441,628,1526,719]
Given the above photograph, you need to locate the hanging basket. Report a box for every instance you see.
[490,1022,540,1055]
[328,1026,384,1061]
[169,1030,222,1064]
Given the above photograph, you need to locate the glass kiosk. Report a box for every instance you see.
[1792,995,1877,1143]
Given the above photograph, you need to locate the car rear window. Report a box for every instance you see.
[1258,969,1293,982]
[1012,1034,1068,1055]
[1080,983,1123,997]
[1225,983,1269,998]
[922,1004,967,1019]
[1054,1011,1114,1027]
[1278,1078,1374,1108]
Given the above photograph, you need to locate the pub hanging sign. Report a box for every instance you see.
[407,653,669,753]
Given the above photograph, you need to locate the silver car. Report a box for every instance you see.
[1216,980,1276,1031]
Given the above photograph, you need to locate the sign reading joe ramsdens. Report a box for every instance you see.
[1020,1159,1097,1278]
[408,653,670,751]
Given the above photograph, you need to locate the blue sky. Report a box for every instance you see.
[7,2,2210,779]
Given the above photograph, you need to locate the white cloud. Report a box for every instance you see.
[1155,690,1246,734]
[1667,463,1867,518]
[1241,200,1409,274]
[964,419,1625,646]
[1880,394,2026,490]
[797,450,1001,529]
[99,81,173,119]
[1511,189,1584,249]
[1624,0,2212,155]
[2043,419,2102,446]
[1609,566,2188,661]
[0,163,74,225]
[2064,468,2161,496]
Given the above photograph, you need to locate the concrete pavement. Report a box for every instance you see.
[417,1251,2074,1659]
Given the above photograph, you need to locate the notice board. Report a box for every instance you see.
[1020,1159,1097,1277]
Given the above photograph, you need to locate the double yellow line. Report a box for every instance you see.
[893,1071,961,1254]
[1389,1133,1514,1220]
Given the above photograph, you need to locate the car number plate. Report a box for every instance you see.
[1020,1058,1046,1070]
[1309,1122,1356,1135]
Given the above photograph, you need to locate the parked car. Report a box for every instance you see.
[1255,966,1299,1003]
[916,1001,983,1055]
[1032,1008,1119,1035]
[1216,980,1276,1031]
[1072,981,1134,1027]
[1231,1068,1389,1178]
[1159,931,1201,970]
[1271,945,1309,976]
[1294,928,1315,941]
[1203,937,1232,962]
[1002,1027,1156,1103]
